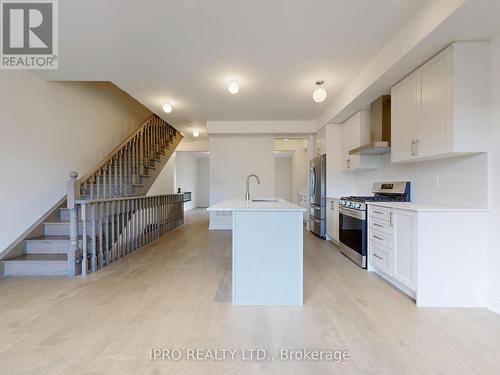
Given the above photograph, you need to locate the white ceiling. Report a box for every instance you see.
[38,0,426,138]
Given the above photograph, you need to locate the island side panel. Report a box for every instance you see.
[232,210,303,305]
[416,211,486,307]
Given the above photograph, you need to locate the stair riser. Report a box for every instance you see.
[44,223,91,236]
[59,209,81,221]
[25,240,82,253]
[3,261,69,277]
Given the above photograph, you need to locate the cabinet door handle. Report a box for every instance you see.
[373,235,384,241]
[389,212,393,227]
[373,223,384,227]
[373,253,383,260]
[373,211,384,215]
[411,140,416,156]
[415,139,420,155]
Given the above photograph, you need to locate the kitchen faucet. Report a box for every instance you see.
[245,174,261,201]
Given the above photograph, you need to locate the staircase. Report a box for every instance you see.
[1,115,184,277]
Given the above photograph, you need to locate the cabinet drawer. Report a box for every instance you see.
[369,207,391,221]
[370,217,392,235]
[370,229,393,249]
[371,245,389,273]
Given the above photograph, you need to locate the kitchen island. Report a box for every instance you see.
[207,198,306,305]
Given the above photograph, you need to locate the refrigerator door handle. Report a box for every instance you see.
[310,165,316,196]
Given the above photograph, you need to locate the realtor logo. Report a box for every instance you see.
[1,0,58,69]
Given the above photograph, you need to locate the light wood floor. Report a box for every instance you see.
[1,209,500,374]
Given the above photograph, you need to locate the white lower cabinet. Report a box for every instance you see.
[367,204,486,307]
[391,210,416,289]
[326,198,339,243]
[367,206,417,293]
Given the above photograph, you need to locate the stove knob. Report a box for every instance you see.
[340,200,344,206]
[346,202,351,207]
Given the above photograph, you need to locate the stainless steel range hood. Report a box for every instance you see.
[349,95,391,156]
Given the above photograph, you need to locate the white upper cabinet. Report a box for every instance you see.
[341,111,379,171]
[391,42,489,163]
[391,73,419,163]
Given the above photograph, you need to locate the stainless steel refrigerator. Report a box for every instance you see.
[309,154,326,238]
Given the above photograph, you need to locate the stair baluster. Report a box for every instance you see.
[81,203,88,276]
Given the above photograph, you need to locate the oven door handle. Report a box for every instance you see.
[339,206,366,220]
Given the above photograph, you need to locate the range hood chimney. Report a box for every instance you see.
[349,95,391,155]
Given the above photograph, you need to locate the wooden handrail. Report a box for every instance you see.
[79,114,156,183]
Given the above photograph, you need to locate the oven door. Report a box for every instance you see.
[339,206,367,268]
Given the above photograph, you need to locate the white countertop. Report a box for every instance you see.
[207,198,306,212]
[366,201,488,212]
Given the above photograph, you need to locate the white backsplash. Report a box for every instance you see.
[355,153,488,208]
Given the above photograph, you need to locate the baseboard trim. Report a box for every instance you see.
[486,293,500,315]
[208,224,232,230]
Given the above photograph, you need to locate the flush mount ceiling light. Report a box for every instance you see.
[312,80,327,103]
[192,130,200,138]
[162,102,173,113]
[227,80,239,95]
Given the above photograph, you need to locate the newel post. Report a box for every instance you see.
[67,171,81,277]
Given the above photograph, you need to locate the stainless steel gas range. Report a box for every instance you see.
[339,182,411,268]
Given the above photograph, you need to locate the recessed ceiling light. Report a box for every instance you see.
[192,130,200,138]
[284,138,289,141]
[162,103,173,113]
[312,81,327,103]
[228,80,239,95]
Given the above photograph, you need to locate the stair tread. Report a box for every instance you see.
[7,253,67,261]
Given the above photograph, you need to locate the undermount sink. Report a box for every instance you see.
[251,199,279,202]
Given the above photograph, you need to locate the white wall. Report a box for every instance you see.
[207,120,316,134]
[148,152,176,196]
[197,158,209,207]
[487,34,500,313]
[209,135,275,229]
[275,157,293,202]
[0,72,151,254]
[275,139,308,203]
[355,153,488,207]
[175,152,198,211]
[177,138,209,152]
[148,151,209,210]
